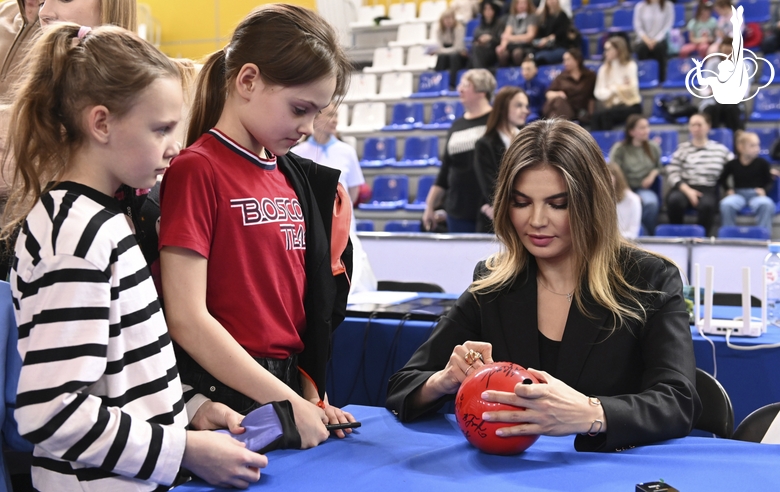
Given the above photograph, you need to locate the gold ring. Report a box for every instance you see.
[464,349,483,366]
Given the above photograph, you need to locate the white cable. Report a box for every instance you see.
[725,328,780,350]
[697,326,718,379]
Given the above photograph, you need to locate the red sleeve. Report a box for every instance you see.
[158,151,217,259]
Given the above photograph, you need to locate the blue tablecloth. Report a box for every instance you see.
[328,309,780,426]
[176,405,780,491]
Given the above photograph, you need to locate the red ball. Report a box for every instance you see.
[454,362,540,455]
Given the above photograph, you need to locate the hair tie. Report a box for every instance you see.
[77,26,92,40]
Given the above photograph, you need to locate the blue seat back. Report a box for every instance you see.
[384,220,421,232]
[753,128,779,158]
[371,175,409,203]
[362,137,397,162]
[637,59,659,89]
[403,136,439,161]
[664,58,696,88]
[496,67,523,89]
[708,128,734,152]
[742,0,771,23]
[649,130,679,163]
[717,226,771,240]
[429,101,464,124]
[759,53,779,85]
[673,3,686,28]
[610,9,633,31]
[389,102,424,126]
[753,88,780,114]
[537,64,563,87]
[592,130,624,158]
[416,71,448,95]
[465,18,480,41]
[355,219,375,232]
[655,224,707,237]
[585,0,617,9]
[413,175,436,205]
[574,10,604,33]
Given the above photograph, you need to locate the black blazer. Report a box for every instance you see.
[386,247,701,452]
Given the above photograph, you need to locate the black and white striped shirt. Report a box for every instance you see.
[667,140,734,189]
[12,182,203,491]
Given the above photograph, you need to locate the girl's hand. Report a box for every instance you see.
[756,187,766,196]
[183,431,268,489]
[290,397,329,448]
[190,400,246,434]
[322,404,357,439]
[425,341,494,398]
[480,368,606,437]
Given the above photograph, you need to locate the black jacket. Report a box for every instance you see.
[386,247,701,452]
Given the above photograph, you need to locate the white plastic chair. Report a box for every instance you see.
[364,47,405,73]
[376,72,414,99]
[418,0,447,22]
[388,23,429,48]
[336,103,350,133]
[344,73,377,102]
[349,4,386,28]
[380,2,418,25]
[346,102,387,132]
[404,45,437,71]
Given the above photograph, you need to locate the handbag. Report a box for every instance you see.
[659,95,697,123]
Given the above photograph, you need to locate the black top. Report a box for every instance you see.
[435,113,491,222]
[536,11,572,49]
[472,14,507,47]
[538,330,561,375]
[717,157,774,193]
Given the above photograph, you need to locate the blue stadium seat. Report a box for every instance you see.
[405,175,436,211]
[357,175,409,210]
[709,128,734,151]
[464,17,480,43]
[663,58,696,88]
[649,130,679,165]
[637,59,659,89]
[759,53,779,85]
[355,219,375,232]
[384,220,422,232]
[649,92,693,124]
[410,71,450,98]
[360,137,397,168]
[395,136,441,167]
[608,9,633,32]
[717,226,771,240]
[592,130,624,158]
[496,67,523,89]
[574,11,604,35]
[655,224,707,237]
[571,0,582,10]
[422,101,464,130]
[382,102,425,131]
[750,88,780,122]
[741,0,770,23]
[537,64,564,87]
[584,0,617,9]
[753,127,778,159]
[673,3,686,28]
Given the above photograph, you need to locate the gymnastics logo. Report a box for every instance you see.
[685,5,774,104]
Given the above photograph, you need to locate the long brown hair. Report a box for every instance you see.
[471,119,653,329]
[621,114,655,162]
[187,4,352,146]
[101,0,137,31]
[485,86,524,137]
[1,24,180,240]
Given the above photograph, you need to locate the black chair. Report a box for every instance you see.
[694,368,735,438]
[376,281,445,293]
[732,403,780,443]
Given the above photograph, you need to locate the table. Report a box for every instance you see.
[328,308,780,426]
[176,405,780,492]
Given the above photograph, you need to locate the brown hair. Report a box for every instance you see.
[1,23,180,240]
[438,8,459,34]
[471,119,653,329]
[695,0,713,20]
[690,111,712,127]
[511,0,535,16]
[187,4,352,146]
[101,0,137,31]
[564,48,585,71]
[621,114,655,162]
[606,35,631,65]
[645,0,667,9]
[608,163,630,202]
[734,130,759,160]
[485,86,524,137]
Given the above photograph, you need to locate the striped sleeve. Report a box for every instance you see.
[14,254,186,486]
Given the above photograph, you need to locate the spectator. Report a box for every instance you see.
[592,36,642,131]
[451,0,481,23]
[633,0,675,82]
[718,131,775,232]
[542,48,596,121]
[680,1,718,59]
[470,0,507,69]
[608,115,663,235]
[520,57,546,116]
[537,0,572,18]
[699,36,746,133]
[761,2,780,54]
[666,112,734,235]
[433,8,469,91]
[423,69,495,232]
[497,0,538,67]
[709,0,742,55]
[609,164,643,239]
[532,0,572,65]
[474,87,530,231]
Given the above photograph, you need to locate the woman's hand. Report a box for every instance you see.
[182,431,268,489]
[480,368,607,437]
[422,206,437,231]
[680,183,702,207]
[190,400,246,434]
[641,169,659,189]
[423,341,494,399]
[290,397,329,448]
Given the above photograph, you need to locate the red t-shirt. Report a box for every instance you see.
[159,129,307,358]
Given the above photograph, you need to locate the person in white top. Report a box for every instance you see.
[293,106,378,294]
[592,36,642,131]
[633,0,675,82]
[609,164,643,239]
